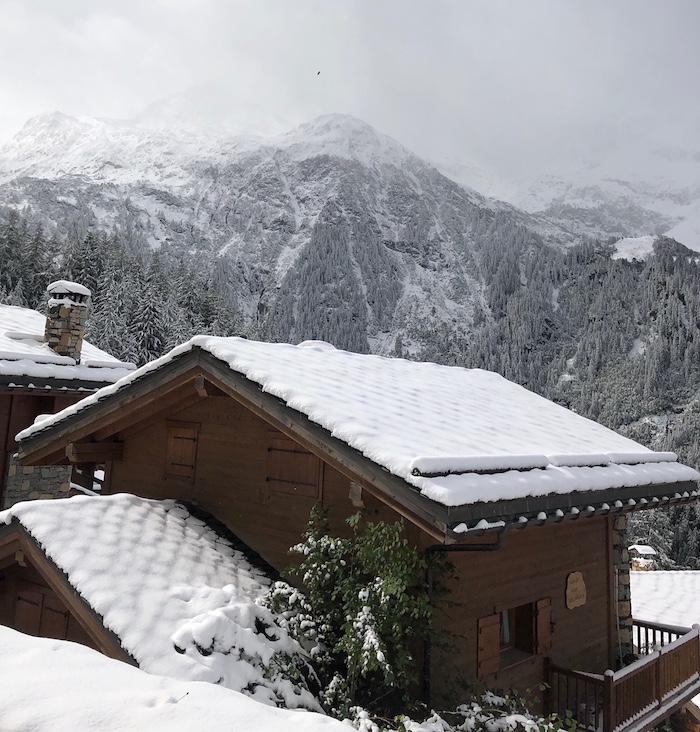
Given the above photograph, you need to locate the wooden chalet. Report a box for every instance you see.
[13,336,700,731]
[0,283,134,508]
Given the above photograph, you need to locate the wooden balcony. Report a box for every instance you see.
[546,620,700,732]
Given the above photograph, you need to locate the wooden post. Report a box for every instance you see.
[543,657,552,715]
[604,670,615,732]
[655,649,662,708]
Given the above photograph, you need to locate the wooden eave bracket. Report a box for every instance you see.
[66,441,124,463]
[194,373,226,397]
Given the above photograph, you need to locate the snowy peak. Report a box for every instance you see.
[0,111,420,185]
[275,114,415,170]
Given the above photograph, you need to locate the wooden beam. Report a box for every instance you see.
[193,374,226,398]
[66,441,124,463]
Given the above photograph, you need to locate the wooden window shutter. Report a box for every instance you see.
[39,595,69,640]
[14,589,43,636]
[535,597,552,655]
[267,433,321,498]
[165,422,199,481]
[477,613,501,677]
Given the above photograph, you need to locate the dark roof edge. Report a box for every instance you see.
[0,518,136,664]
[447,480,700,529]
[17,347,203,458]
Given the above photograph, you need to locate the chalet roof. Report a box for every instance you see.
[0,494,315,709]
[629,544,658,556]
[0,303,135,388]
[631,570,700,630]
[17,337,700,521]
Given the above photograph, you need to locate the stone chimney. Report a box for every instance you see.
[44,280,91,363]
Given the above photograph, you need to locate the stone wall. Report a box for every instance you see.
[3,452,72,509]
[612,514,634,665]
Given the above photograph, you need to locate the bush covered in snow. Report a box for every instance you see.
[345,690,575,732]
[263,505,433,717]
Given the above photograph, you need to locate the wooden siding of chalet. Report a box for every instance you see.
[0,561,95,649]
[430,516,612,707]
[101,390,614,704]
[104,394,424,569]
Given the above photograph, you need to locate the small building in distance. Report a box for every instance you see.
[0,281,135,508]
[13,336,700,730]
[629,543,658,570]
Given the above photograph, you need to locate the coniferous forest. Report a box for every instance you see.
[2,205,700,566]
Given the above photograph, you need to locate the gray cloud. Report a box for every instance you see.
[1,0,698,178]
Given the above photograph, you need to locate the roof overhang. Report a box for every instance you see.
[17,346,700,544]
[0,377,112,394]
[0,519,135,664]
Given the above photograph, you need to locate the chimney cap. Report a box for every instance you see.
[47,280,92,298]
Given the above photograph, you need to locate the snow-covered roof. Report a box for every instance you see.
[17,337,700,507]
[629,544,658,556]
[631,570,700,629]
[0,494,315,709]
[0,303,135,384]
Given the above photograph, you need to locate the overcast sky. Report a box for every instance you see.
[1,0,698,177]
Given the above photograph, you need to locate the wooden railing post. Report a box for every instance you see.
[604,670,615,732]
[655,648,662,707]
[543,657,552,715]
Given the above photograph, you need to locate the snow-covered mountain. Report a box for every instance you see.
[435,133,700,253]
[1,110,546,356]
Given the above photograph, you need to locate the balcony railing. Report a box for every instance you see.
[547,620,700,732]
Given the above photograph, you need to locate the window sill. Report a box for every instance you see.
[500,647,534,670]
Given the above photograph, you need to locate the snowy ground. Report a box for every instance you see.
[0,626,344,732]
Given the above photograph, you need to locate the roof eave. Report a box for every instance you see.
[0,519,136,664]
[17,347,204,464]
[446,480,699,534]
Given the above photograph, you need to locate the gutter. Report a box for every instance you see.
[422,529,508,708]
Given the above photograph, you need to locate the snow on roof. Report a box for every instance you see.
[17,337,700,506]
[46,279,92,297]
[629,544,658,556]
[631,570,700,629]
[0,494,316,709]
[0,303,135,382]
[0,627,343,732]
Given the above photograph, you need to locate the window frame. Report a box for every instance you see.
[478,596,551,677]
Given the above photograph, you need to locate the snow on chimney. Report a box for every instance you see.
[44,280,91,363]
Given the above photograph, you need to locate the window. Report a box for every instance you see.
[478,597,551,677]
[266,432,321,498]
[165,422,199,481]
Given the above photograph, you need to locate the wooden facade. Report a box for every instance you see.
[15,358,624,706]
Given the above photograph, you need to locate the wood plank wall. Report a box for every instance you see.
[107,395,414,570]
[431,516,611,707]
[0,562,97,649]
